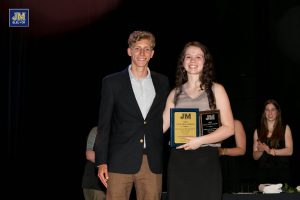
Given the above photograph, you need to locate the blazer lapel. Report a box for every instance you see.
[146,73,161,118]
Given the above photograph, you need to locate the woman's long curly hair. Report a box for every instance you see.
[258,99,285,148]
[174,41,216,109]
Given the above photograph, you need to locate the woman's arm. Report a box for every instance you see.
[162,89,175,133]
[220,119,246,156]
[86,150,95,163]
[271,125,293,156]
[253,129,264,160]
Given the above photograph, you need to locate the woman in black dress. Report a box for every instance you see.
[163,41,235,200]
[253,99,293,185]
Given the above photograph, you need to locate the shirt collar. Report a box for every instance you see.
[128,65,151,81]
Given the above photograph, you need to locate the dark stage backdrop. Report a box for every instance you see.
[3,0,300,198]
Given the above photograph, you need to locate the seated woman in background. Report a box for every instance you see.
[253,99,293,185]
[219,119,246,193]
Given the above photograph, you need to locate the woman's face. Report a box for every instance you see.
[264,103,278,121]
[183,46,205,75]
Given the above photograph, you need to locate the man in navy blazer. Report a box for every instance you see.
[94,30,169,200]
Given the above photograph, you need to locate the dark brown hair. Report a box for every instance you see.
[174,41,216,109]
[258,99,285,147]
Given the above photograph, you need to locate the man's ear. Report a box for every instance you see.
[127,47,132,56]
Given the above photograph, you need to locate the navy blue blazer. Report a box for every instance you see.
[95,68,170,174]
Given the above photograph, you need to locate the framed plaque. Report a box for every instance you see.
[170,108,199,147]
[199,110,221,136]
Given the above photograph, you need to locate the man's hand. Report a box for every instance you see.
[98,164,109,188]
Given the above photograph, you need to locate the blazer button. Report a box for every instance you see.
[144,121,147,125]
[140,139,144,143]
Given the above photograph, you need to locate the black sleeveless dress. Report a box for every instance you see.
[167,90,222,200]
[256,126,291,185]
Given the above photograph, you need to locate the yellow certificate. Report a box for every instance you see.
[170,108,199,147]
